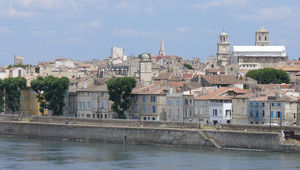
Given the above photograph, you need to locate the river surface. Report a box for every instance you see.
[0,136,299,170]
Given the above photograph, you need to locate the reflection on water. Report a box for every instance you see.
[0,135,299,170]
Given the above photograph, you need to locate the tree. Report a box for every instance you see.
[2,77,27,114]
[107,77,136,119]
[31,76,69,116]
[246,68,290,84]
[183,63,194,70]
[31,76,47,115]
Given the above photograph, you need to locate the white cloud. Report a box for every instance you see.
[31,27,57,37]
[111,29,157,38]
[187,0,247,11]
[0,8,35,18]
[0,27,13,34]
[174,26,190,33]
[237,6,300,21]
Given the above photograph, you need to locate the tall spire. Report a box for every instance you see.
[158,36,166,56]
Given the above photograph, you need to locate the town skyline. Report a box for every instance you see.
[1,0,300,65]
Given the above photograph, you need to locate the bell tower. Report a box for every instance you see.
[217,30,231,66]
[158,36,166,56]
[255,27,269,46]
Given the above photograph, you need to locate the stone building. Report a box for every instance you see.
[76,84,112,119]
[139,53,152,86]
[217,31,231,67]
[130,83,167,121]
[232,27,287,68]
[166,94,194,122]
[255,27,269,46]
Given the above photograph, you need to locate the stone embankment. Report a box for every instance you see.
[0,115,299,152]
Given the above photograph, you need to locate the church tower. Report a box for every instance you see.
[255,27,269,46]
[139,53,152,86]
[217,31,231,66]
[158,36,166,56]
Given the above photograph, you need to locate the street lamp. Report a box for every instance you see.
[269,102,272,132]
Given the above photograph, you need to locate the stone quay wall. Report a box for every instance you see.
[0,120,299,152]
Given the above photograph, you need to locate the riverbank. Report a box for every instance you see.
[0,120,299,152]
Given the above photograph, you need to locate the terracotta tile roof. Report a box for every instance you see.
[277,65,300,72]
[170,82,184,87]
[205,68,225,73]
[132,82,167,95]
[201,75,243,85]
[182,73,194,80]
[154,72,169,80]
[195,87,251,100]
[77,84,108,92]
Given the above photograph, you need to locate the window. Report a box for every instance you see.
[134,104,138,112]
[265,36,267,41]
[143,105,146,113]
[241,107,245,115]
[152,106,156,113]
[271,111,274,118]
[143,96,146,103]
[278,103,282,107]
[213,109,217,116]
[271,103,275,107]
[262,110,265,117]
[151,96,156,102]
[262,103,265,107]
[152,117,156,120]
[277,111,281,118]
[259,36,261,41]
[144,117,147,120]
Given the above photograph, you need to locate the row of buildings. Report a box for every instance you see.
[1,26,300,127]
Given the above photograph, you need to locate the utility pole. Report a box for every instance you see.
[269,102,272,132]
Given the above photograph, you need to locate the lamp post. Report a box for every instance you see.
[269,102,272,132]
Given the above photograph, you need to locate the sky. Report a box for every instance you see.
[0,0,300,65]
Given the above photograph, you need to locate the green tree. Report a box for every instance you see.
[246,68,290,84]
[183,63,194,70]
[2,77,27,114]
[107,77,136,119]
[31,76,69,116]
[31,76,47,115]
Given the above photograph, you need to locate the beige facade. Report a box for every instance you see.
[231,97,249,124]
[217,32,230,67]
[130,94,166,121]
[139,54,152,86]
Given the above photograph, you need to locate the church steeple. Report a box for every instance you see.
[158,36,166,56]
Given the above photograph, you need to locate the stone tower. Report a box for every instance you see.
[217,31,231,66]
[255,27,269,46]
[158,36,166,56]
[139,53,152,86]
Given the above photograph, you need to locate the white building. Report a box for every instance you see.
[14,55,24,65]
[111,47,125,58]
[232,46,287,68]
[194,87,251,125]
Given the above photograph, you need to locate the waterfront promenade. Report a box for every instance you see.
[0,115,299,152]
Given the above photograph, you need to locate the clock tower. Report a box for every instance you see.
[217,31,231,66]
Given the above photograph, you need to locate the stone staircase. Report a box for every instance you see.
[199,130,222,149]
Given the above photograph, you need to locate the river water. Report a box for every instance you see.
[0,136,299,170]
